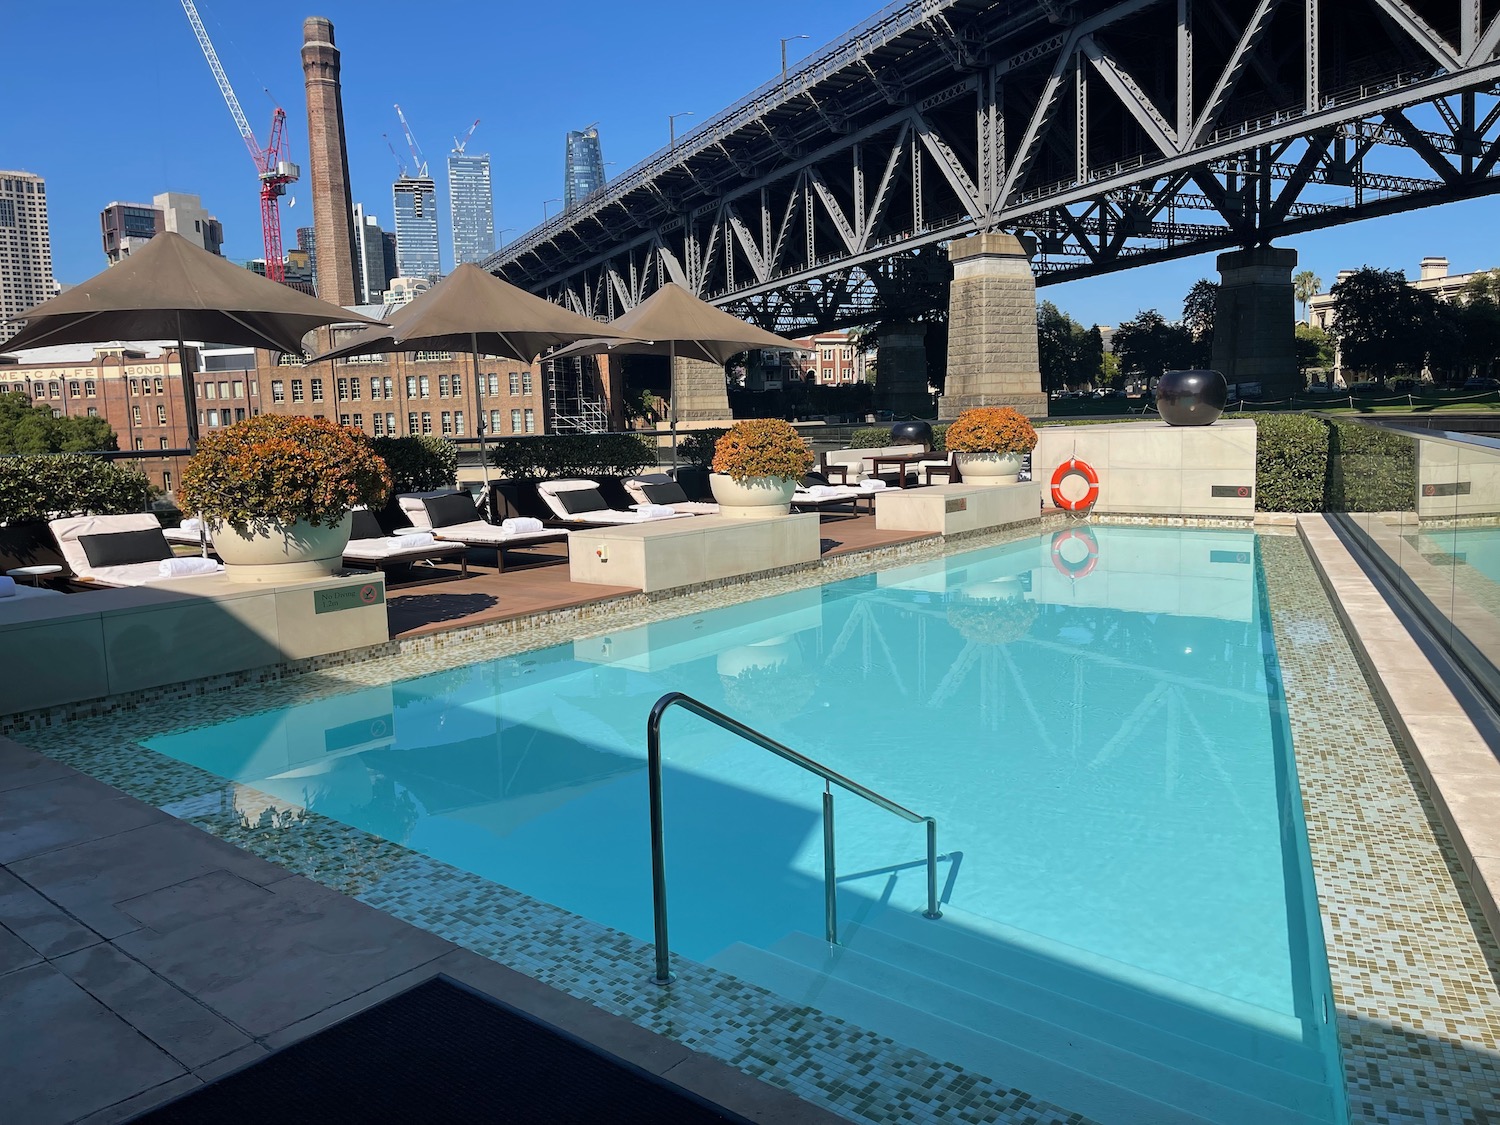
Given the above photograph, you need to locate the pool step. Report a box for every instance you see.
[711,939,1332,1125]
[849,902,1326,1081]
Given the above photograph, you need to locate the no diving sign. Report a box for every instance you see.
[315,582,385,614]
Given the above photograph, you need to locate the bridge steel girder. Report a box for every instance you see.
[489,0,1500,336]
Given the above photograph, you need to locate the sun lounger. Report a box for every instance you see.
[342,509,470,577]
[161,516,211,547]
[623,473,720,515]
[537,479,696,526]
[396,491,569,568]
[49,513,225,586]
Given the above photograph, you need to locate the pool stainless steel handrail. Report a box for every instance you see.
[646,690,941,986]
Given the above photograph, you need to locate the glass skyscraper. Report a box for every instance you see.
[448,151,494,265]
[392,175,440,280]
[564,127,606,211]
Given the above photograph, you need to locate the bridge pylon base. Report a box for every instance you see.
[944,233,1047,420]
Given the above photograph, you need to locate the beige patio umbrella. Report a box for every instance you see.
[2,232,383,446]
[309,264,645,483]
[549,282,806,466]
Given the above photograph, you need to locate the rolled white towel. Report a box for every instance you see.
[0,576,15,598]
[858,479,888,491]
[500,517,544,535]
[807,485,841,498]
[636,505,678,518]
[158,557,219,577]
[179,516,204,532]
[390,532,436,548]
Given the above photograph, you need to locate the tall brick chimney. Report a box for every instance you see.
[302,17,358,307]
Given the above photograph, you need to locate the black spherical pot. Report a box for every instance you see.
[1156,369,1228,426]
[890,420,934,448]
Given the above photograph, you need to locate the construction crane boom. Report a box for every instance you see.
[394,104,428,178]
[383,134,407,177]
[178,0,299,283]
[453,119,480,155]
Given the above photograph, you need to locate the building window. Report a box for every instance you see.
[349,378,361,400]
[454,410,465,436]
[340,413,351,427]
[372,413,385,436]
[135,437,144,450]
[162,470,172,492]
[250,380,258,396]
[160,437,169,450]
[421,411,433,434]
[49,381,59,398]
[271,380,285,403]
[510,408,521,432]
[441,411,453,435]
[419,375,430,397]
[385,412,396,435]
[523,407,536,433]
[232,379,243,398]
[69,380,80,397]
[407,412,418,435]
[86,407,98,417]
[486,373,499,395]
[311,378,324,402]
[406,376,417,397]
[369,377,381,400]
[218,381,229,398]
[291,379,304,403]
[508,372,520,395]
[85,379,96,397]
[383,377,393,399]
[206,409,219,426]
[489,409,501,435]
[822,348,833,360]
[156,404,167,426]
[235,408,246,422]
[202,381,216,399]
[521,371,533,395]
[352,413,363,430]
[337,377,349,400]
[155,377,164,395]
[823,368,833,380]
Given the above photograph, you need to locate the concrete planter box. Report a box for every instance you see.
[212,512,352,583]
[875,482,1040,536]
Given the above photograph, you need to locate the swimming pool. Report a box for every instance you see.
[144,525,1345,1125]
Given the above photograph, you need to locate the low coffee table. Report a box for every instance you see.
[6,564,63,587]
[868,452,935,488]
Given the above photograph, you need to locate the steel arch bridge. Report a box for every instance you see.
[488,0,1500,336]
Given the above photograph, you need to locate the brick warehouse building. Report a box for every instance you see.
[0,334,551,492]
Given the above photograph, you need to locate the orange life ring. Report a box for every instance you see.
[1051,527,1099,579]
[1050,457,1100,511]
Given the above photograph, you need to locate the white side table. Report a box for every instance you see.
[6,564,63,587]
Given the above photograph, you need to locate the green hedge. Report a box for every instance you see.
[489,433,655,479]
[370,435,457,493]
[850,425,950,450]
[678,428,729,466]
[1326,419,1417,513]
[1253,415,1328,512]
[0,455,155,523]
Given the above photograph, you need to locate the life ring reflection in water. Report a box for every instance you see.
[1051,527,1099,579]
[1050,458,1100,512]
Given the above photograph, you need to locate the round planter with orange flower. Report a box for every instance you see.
[178,415,393,582]
[709,419,815,519]
[943,406,1039,485]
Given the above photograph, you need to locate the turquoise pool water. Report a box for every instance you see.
[145,526,1344,1124]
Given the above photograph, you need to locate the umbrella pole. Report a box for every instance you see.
[472,332,490,493]
[177,312,199,450]
[669,339,678,471]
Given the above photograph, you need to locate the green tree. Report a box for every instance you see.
[1181,279,1218,366]
[1037,301,1076,392]
[1112,309,1196,382]
[1328,267,1435,386]
[1455,271,1500,379]
[1294,323,1334,381]
[0,392,118,454]
[1293,269,1322,323]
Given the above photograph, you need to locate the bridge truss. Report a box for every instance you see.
[490,0,1500,336]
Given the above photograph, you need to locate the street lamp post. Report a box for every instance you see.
[780,34,809,84]
[496,226,515,247]
[543,198,562,219]
[668,111,694,150]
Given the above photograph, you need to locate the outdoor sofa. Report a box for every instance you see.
[821,443,949,486]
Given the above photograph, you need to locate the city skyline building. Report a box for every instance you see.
[352,203,389,305]
[392,174,440,281]
[380,231,398,290]
[153,192,222,256]
[100,201,162,264]
[0,170,54,338]
[447,150,494,266]
[563,126,606,211]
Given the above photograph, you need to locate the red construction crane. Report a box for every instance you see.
[179,0,300,282]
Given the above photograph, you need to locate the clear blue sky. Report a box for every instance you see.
[3,0,1496,328]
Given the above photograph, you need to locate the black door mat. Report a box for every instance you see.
[129,975,758,1124]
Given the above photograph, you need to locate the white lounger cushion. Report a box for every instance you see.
[537,479,692,523]
[161,526,211,546]
[343,536,465,561]
[623,474,719,515]
[397,490,473,530]
[426,520,563,546]
[49,513,223,585]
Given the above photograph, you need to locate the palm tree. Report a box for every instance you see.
[1293,270,1323,324]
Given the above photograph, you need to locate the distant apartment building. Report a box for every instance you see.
[296,226,317,289]
[564,127,606,210]
[794,331,866,384]
[154,193,223,255]
[392,175,441,280]
[380,231,398,288]
[100,201,162,264]
[448,151,495,265]
[352,203,389,304]
[0,170,54,339]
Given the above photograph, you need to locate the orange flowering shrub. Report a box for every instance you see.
[943,406,1038,455]
[711,418,815,483]
[179,415,392,532]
